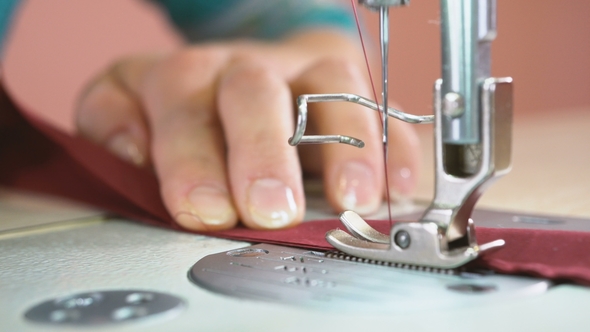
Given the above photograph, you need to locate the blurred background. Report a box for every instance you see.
[2,0,589,132]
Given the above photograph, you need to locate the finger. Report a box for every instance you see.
[292,58,384,215]
[386,119,421,201]
[217,60,304,229]
[76,58,157,166]
[139,48,238,231]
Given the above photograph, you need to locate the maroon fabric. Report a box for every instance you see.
[0,88,173,227]
[2,89,589,285]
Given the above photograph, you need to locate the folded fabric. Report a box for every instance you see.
[1,88,589,285]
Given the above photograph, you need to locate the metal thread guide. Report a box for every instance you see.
[288,0,513,269]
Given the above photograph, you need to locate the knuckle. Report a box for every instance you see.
[140,47,229,125]
[141,47,228,101]
[307,56,364,82]
[221,61,284,97]
[154,47,226,81]
[107,58,131,78]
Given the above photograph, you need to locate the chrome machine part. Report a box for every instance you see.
[422,77,512,243]
[380,5,390,158]
[289,0,512,269]
[24,290,185,326]
[325,76,512,268]
[440,0,478,144]
[326,211,505,269]
[441,0,496,145]
[339,210,390,244]
[335,0,511,267]
[417,1,509,253]
[358,0,410,9]
[289,93,433,148]
[189,243,549,312]
[441,0,498,177]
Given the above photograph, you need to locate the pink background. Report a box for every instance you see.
[3,0,590,133]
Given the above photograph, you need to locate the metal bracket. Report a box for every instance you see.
[326,77,512,268]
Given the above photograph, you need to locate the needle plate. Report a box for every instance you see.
[189,243,549,312]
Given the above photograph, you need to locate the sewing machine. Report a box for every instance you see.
[289,0,509,268]
[2,0,590,330]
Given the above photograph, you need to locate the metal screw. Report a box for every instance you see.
[394,230,411,249]
[49,309,81,323]
[443,92,465,118]
[126,292,154,305]
[111,306,149,321]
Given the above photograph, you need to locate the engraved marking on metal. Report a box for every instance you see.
[512,216,565,225]
[55,292,103,309]
[447,283,497,293]
[227,248,269,257]
[301,257,324,264]
[284,276,337,288]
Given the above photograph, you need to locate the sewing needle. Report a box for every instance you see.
[380,6,393,224]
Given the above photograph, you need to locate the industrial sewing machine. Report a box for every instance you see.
[2,0,590,330]
[289,0,510,269]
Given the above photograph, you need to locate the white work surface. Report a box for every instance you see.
[1,107,590,331]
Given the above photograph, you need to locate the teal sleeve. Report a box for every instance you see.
[150,0,356,41]
[0,0,21,57]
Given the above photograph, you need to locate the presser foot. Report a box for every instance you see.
[325,210,504,269]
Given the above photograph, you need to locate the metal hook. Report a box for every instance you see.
[288,93,433,148]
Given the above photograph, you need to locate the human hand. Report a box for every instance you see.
[75,30,421,231]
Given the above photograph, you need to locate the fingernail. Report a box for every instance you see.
[247,178,298,229]
[106,131,145,166]
[389,166,415,201]
[180,186,237,227]
[336,161,380,214]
